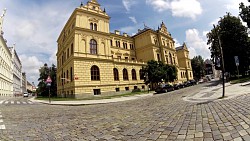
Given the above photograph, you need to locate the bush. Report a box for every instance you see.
[132,88,141,93]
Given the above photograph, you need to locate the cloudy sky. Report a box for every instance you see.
[0,0,248,85]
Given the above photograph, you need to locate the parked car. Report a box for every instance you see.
[189,80,197,85]
[23,92,29,97]
[183,81,192,87]
[155,84,174,93]
[173,83,184,90]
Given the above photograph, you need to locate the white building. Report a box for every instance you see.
[0,9,13,97]
[21,72,27,93]
[9,46,22,96]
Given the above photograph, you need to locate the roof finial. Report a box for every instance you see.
[103,8,106,13]
[80,2,83,7]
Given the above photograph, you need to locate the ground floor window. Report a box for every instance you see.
[142,85,145,89]
[115,88,120,92]
[134,86,138,89]
[125,87,129,91]
[93,89,101,95]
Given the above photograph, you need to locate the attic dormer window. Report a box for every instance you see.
[93,6,96,10]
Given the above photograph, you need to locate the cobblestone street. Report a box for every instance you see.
[1,83,250,140]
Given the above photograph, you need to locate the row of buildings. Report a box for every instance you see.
[56,0,194,99]
[0,9,29,97]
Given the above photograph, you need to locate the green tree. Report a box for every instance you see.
[142,60,177,85]
[240,0,250,28]
[191,55,205,81]
[37,63,57,97]
[207,13,250,76]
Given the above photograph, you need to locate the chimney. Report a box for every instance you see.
[114,30,120,35]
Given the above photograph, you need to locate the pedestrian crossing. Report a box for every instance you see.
[0,111,5,130]
[0,100,34,105]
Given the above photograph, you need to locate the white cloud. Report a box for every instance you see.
[122,0,137,12]
[146,0,202,19]
[129,16,137,24]
[185,29,210,59]
[146,0,171,12]
[19,55,44,84]
[174,38,181,47]
[171,0,202,20]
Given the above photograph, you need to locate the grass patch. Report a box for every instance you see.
[230,76,250,84]
[36,91,152,101]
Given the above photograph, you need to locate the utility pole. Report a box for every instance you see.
[213,24,225,97]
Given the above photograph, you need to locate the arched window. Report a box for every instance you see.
[94,23,97,31]
[132,69,137,80]
[91,65,100,80]
[90,39,97,54]
[113,68,119,81]
[90,23,93,30]
[139,69,144,80]
[169,53,173,65]
[123,69,128,80]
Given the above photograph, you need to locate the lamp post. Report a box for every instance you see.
[213,24,225,97]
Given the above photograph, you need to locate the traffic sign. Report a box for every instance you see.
[234,56,239,66]
[46,76,52,83]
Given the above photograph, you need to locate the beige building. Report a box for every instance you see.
[57,0,193,98]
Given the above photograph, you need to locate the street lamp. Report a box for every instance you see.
[213,24,225,97]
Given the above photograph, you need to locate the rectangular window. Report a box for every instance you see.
[93,89,101,95]
[110,40,113,46]
[134,86,138,90]
[132,58,135,60]
[125,87,129,91]
[118,56,121,59]
[125,57,128,60]
[71,43,74,55]
[115,88,120,92]
[142,85,145,89]
[157,54,161,61]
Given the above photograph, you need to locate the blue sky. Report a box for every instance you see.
[0,0,248,85]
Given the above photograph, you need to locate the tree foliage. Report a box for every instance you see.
[142,60,177,84]
[240,0,250,28]
[191,55,205,81]
[37,63,57,97]
[207,13,250,76]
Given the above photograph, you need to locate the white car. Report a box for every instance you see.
[23,92,29,97]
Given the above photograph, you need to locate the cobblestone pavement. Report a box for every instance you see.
[0,83,250,140]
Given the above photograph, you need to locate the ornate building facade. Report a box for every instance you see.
[57,0,193,98]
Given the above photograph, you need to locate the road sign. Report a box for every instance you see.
[234,56,239,66]
[46,76,52,83]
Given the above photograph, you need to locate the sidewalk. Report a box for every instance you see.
[183,81,250,103]
[29,93,154,106]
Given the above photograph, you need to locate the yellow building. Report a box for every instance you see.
[56,0,193,98]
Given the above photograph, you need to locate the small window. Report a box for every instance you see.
[132,58,135,60]
[132,69,137,80]
[90,23,93,30]
[93,89,101,95]
[115,88,120,92]
[134,86,138,90]
[157,54,161,61]
[125,87,129,91]
[125,57,128,60]
[90,39,97,54]
[91,65,100,80]
[123,69,129,80]
[94,23,97,31]
[113,68,119,81]
[142,85,145,89]
[110,40,113,46]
